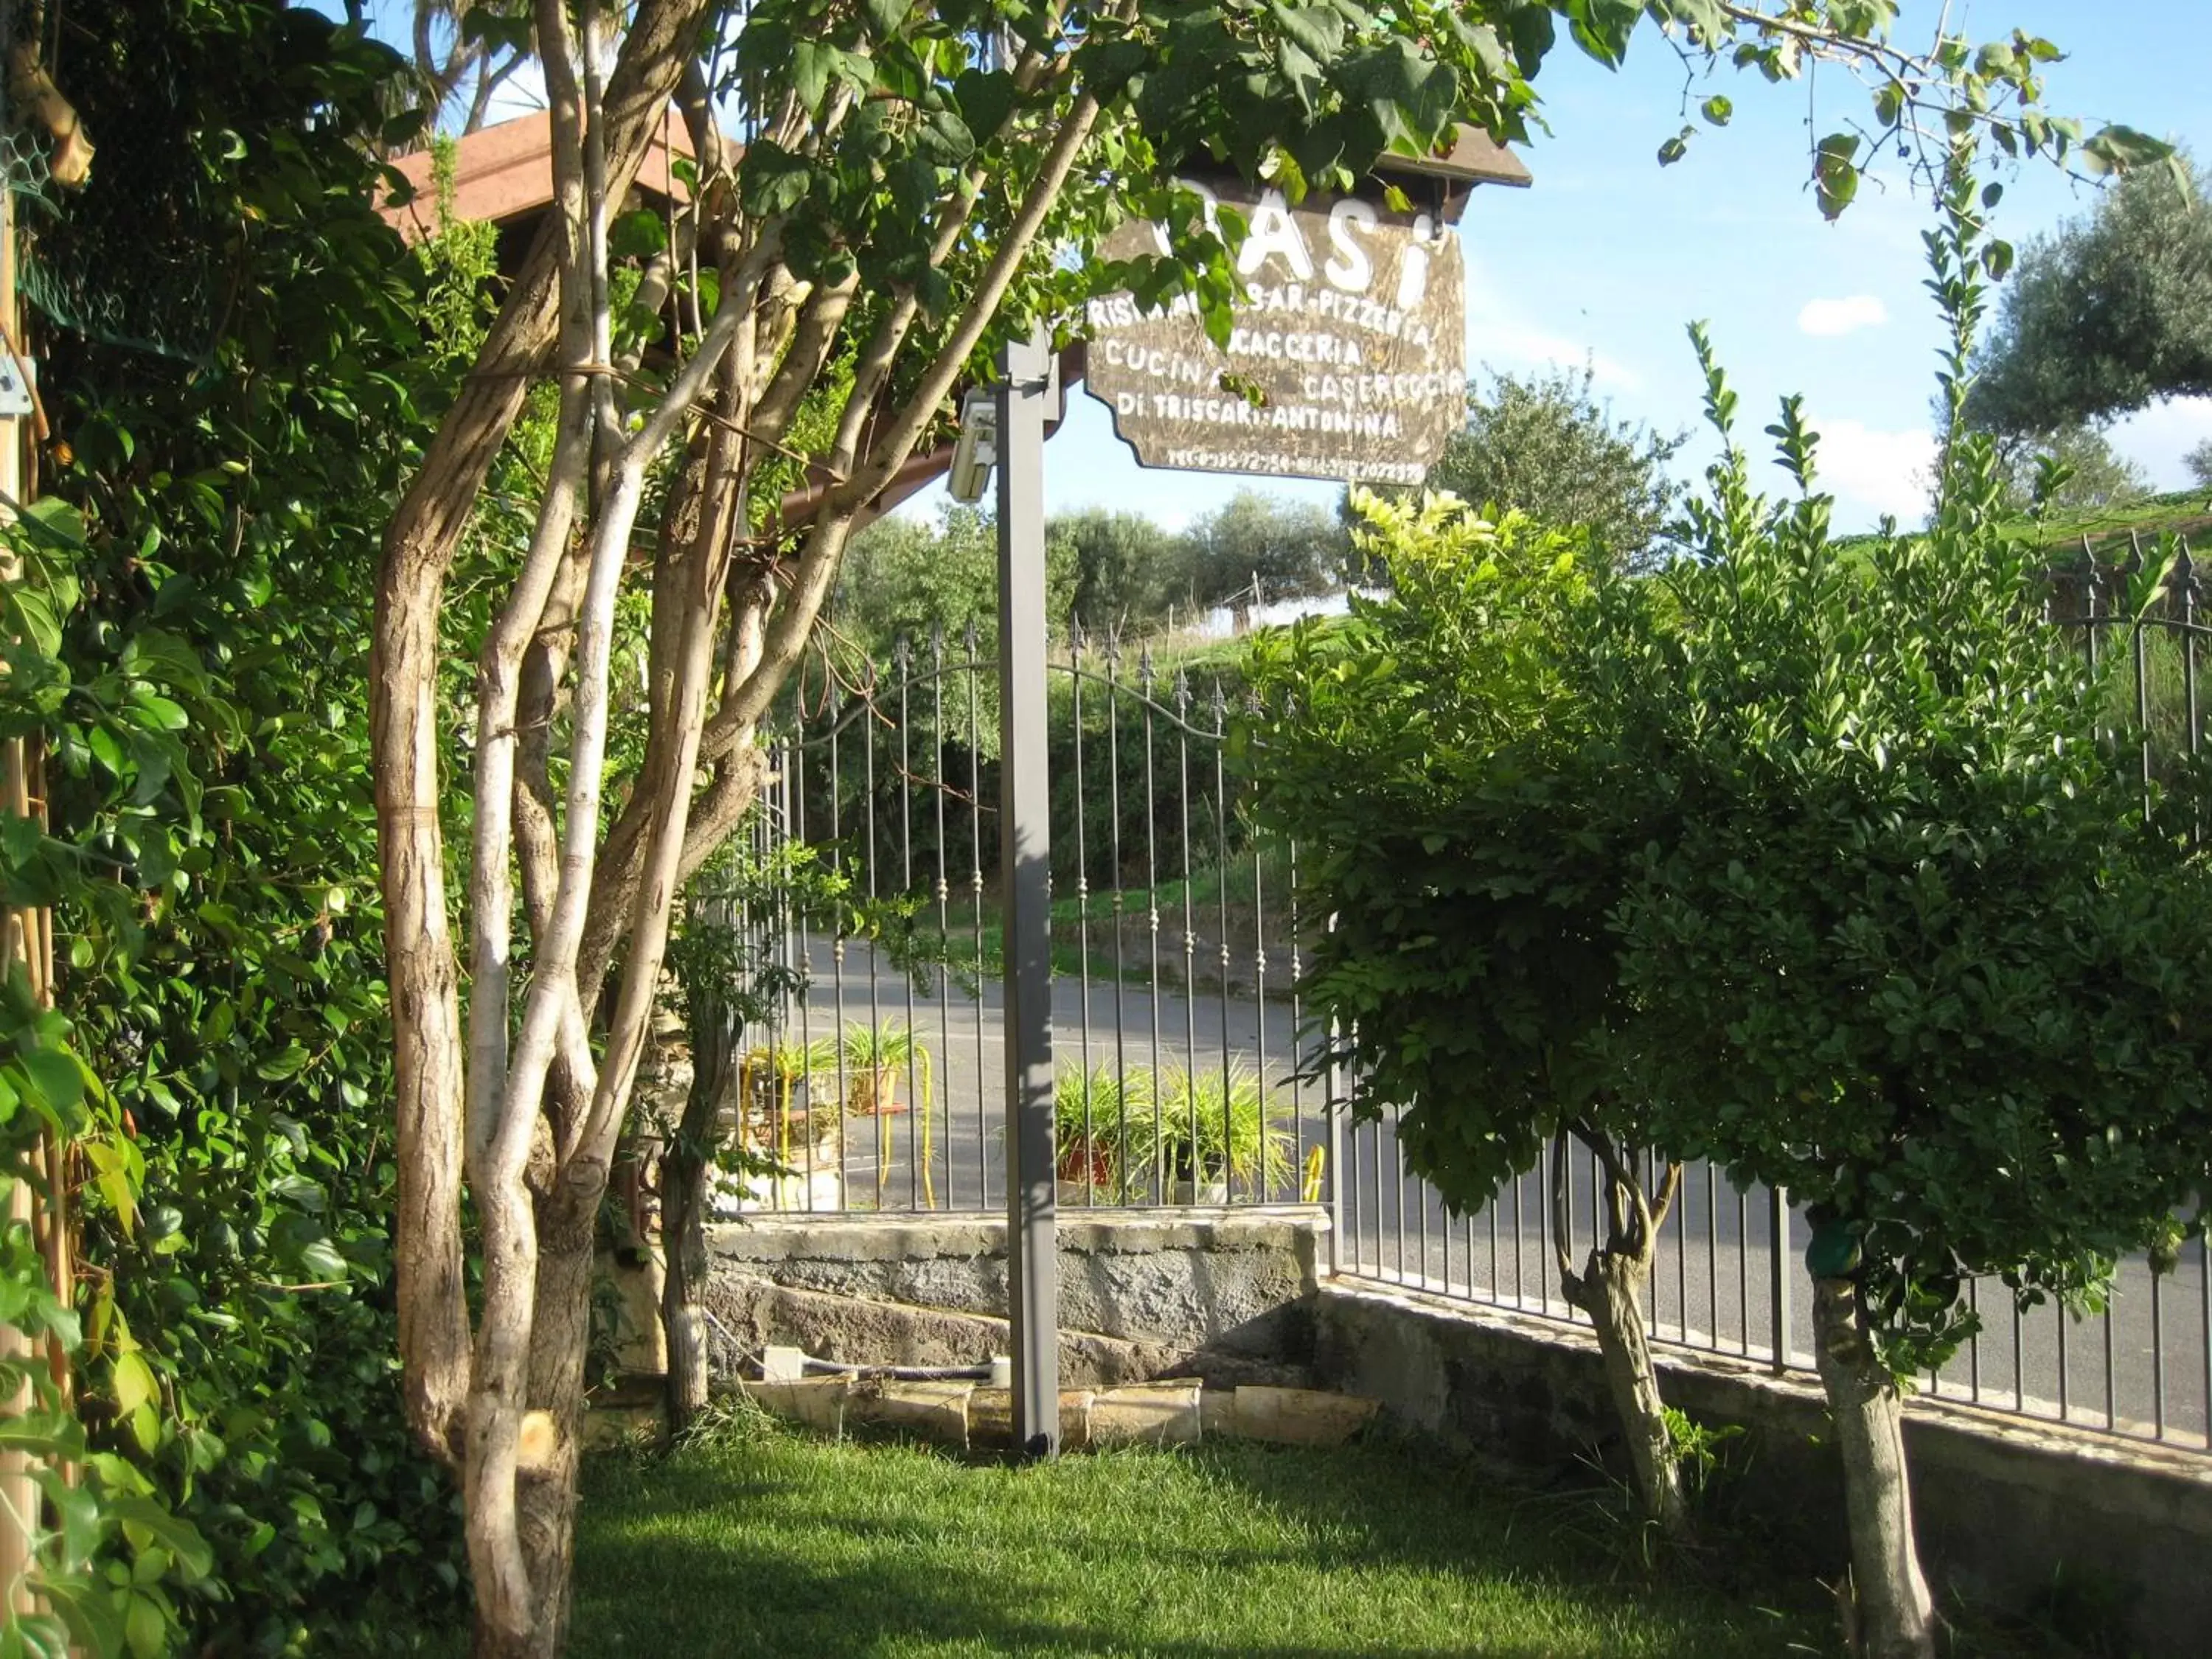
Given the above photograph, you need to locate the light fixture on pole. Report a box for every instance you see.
[949,385,998,504]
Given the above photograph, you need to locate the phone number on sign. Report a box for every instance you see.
[1161,447,1425,484]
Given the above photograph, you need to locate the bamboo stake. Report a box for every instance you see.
[0,156,54,1629]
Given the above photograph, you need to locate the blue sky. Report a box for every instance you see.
[358,1,2212,534]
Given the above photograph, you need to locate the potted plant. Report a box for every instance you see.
[840,1019,937,1206]
[841,1018,928,1116]
[1158,1060,1290,1204]
[735,1036,842,1211]
[1054,1064,1160,1205]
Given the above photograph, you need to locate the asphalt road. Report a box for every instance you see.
[751,933,2212,1453]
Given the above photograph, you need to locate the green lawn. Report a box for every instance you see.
[571,1415,1831,1658]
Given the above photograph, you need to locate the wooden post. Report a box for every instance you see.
[0,164,33,1623]
[0,152,60,1627]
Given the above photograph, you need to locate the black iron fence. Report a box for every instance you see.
[719,535,2211,1455]
[726,619,1325,1219]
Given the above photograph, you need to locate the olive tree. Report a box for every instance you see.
[1418,366,1687,568]
[366,1,2158,1651]
[1242,493,1693,1528]
[1181,489,1352,625]
[1619,167,2212,1658]
[1965,149,2212,439]
[1054,505,1189,633]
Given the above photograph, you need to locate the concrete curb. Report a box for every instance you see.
[737,1372,1377,1453]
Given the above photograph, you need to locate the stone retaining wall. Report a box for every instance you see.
[703,1208,1326,1389]
[1314,1276,2212,1655]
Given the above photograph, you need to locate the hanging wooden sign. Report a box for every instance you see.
[1084,178,1466,484]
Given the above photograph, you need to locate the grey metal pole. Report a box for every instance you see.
[998,330,1060,1455]
[1324,911,1346,1278]
[1770,1183,1792,1374]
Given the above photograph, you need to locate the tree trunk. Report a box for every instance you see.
[375,0,718,1464]
[1565,1245,1684,1532]
[463,1183,601,1659]
[659,1138,710,1434]
[1551,1138,1683,1533]
[1811,1276,1935,1659]
[662,953,740,1433]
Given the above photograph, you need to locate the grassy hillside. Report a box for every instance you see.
[2030,485,2212,560]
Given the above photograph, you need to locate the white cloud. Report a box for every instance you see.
[1804,416,1938,526]
[1797,295,1891,338]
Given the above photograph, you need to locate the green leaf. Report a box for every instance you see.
[2079,123,2175,177]
[21,1047,86,1119]
[39,1471,101,1570]
[254,1043,311,1082]
[298,1238,349,1281]
[108,1495,215,1582]
[791,41,835,113]
[1700,95,1732,128]
[112,1349,159,1418]
[1273,4,1343,64]
[125,1593,167,1659]
[86,725,123,777]
[1814,134,1863,220]
[10,588,62,657]
[1565,0,1641,67]
[0,1417,78,1458]
[7,1610,74,1659]
[609,208,669,261]
[32,1579,123,1659]
[953,68,1017,142]
[84,1138,137,1234]
[1505,4,1555,76]
[917,108,975,167]
[861,0,913,35]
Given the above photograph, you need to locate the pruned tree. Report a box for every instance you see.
[1997,419,2150,513]
[1054,505,1187,634]
[653,851,814,1439]
[836,504,1077,654]
[1622,164,2212,1659]
[1181,489,1349,626]
[1243,493,1694,1531]
[366,1,2166,1652]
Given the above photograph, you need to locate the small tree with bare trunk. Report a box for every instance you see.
[1619,159,2212,1659]
[367,1,2163,1651]
[1242,492,1694,1533]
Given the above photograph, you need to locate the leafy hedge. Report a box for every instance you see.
[12,4,467,1650]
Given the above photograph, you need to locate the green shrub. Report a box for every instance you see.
[1051,1060,1290,1203]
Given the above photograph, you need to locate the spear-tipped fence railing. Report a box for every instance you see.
[720,546,2211,1456]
